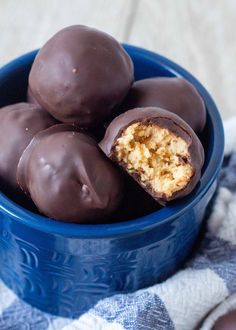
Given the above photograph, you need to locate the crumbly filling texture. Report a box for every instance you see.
[114,122,193,198]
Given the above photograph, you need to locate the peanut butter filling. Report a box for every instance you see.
[114,122,193,198]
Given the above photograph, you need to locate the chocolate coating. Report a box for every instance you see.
[0,103,57,196]
[100,107,204,204]
[17,125,124,223]
[212,310,236,330]
[29,25,134,127]
[121,77,206,133]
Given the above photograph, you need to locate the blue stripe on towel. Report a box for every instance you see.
[189,236,236,293]
[92,291,175,330]
[0,299,54,330]
[220,153,236,192]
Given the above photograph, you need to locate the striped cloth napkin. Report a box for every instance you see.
[0,117,236,330]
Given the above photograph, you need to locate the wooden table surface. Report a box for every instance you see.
[0,0,235,119]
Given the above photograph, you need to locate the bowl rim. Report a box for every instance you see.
[0,44,224,238]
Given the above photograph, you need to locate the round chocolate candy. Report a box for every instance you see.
[121,77,206,133]
[100,107,204,204]
[17,125,124,223]
[212,310,236,330]
[0,103,57,196]
[29,25,134,128]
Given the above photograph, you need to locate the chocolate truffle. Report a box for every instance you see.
[17,125,124,223]
[212,310,236,330]
[100,107,204,204]
[29,25,134,127]
[0,103,57,195]
[121,77,206,133]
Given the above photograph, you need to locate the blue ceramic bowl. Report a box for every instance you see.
[0,45,224,318]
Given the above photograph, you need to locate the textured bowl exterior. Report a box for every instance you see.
[0,46,224,318]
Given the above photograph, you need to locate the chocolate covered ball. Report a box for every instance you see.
[17,125,124,223]
[213,310,236,330]
[29,25,134,127]
[121,77,206,133]
[100,107,204,204]
[0,103,57,195]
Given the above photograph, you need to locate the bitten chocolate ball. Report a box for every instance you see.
[212,310,236,330]
[17,125,124,223]
[100,107,204,204]
[29,25,134,127]
[0,103,57,195]
[121,77,206,133]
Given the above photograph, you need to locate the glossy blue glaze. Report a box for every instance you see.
[0,45,224,317]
